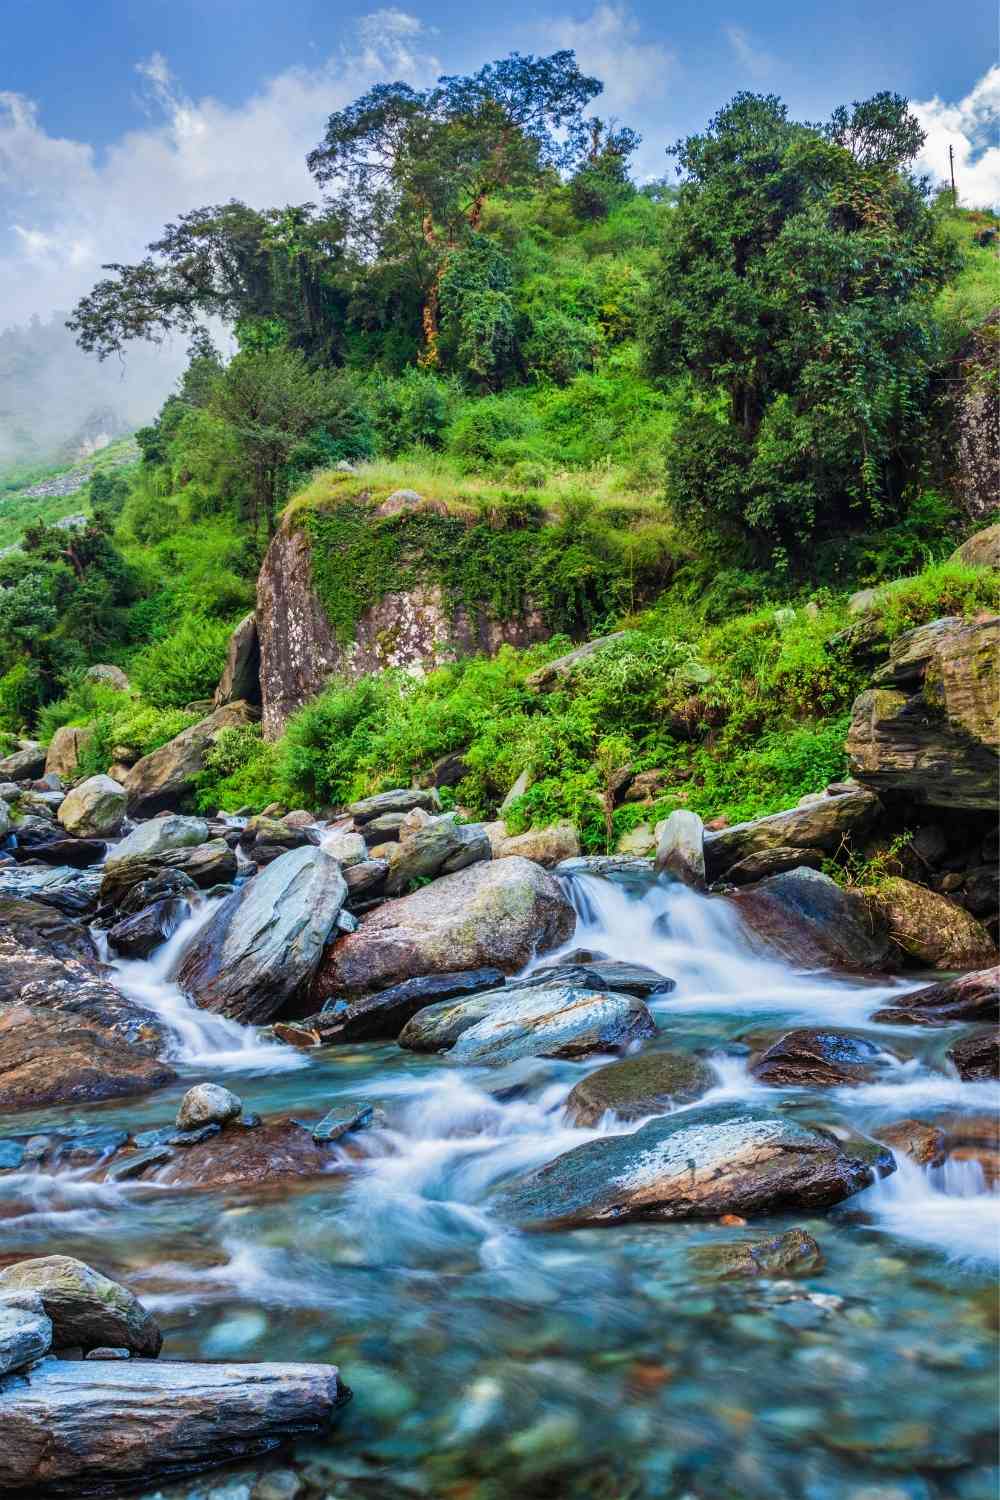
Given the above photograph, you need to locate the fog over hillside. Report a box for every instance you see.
[0,312,185,466]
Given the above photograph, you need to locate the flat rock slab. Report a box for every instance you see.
[446,986,656,1067]
[0,1007,175,1112]
[496,1103,894,1229]
[0,1355,348,1494]
[151,1119,343,1191]
[513,959,675,1000]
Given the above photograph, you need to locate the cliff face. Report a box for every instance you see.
[256,510,549,739]
[952,308,999,524]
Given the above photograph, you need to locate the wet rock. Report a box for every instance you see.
[56,774,125,838]
[85,1346,130,1359]
[875,1118,946,1166]
[654,810,706,889]
[690,1227,823,1279]
[119,867,198,916]
[306,967,506,1044]
[318,856,576,999]
[104,815,209,871]
[0,866,103,917]
[444,985,656,1067]
[176,846,347,1024]
[496,1104,894,1228]
[44,725,95,781]
[350,787,441,824]
[0,899,98,967]
[846,615,999,811]
[704,789,881,881]
[722,846,825,884]
[0,1004,175,1111]
[324,829,368,866]
[153,1118,343,1189]
[0,1353,347,1493]
[0,743,46,779]
[513,958,674,1000]
[160,837,238,887]
[310,1101,380,1142]
[107,896,189,959]
[12,834,106,868]
[728,868,894,972]
[556,854,653,876]
[872,877,997,969]
[565,1050,715,1125]
[398,991,500,1052]
[494,822,581,869]
[0,941,166,1054]
[125,700,259,817]
[241,814,318,866]
[214,612,261,706]
[104,1145,174,1181]
[872,966,999,1026]
[176,1082,243,1132]
[0,1292,52,1375]
[0,1255,162,1356]
[948,1030,999,1081]
[526,633,627,690]
[751,1029,895,1088]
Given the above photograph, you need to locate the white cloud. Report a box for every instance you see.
[724,25,774,81]
[911,65,1000,208]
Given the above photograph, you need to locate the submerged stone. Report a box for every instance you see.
[689,1227,824,1279]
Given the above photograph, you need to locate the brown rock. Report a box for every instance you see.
[872,877,997,969]
[125,702,259,817]
[751,1028,895,1088]
[728,868,893,972]
[875,1118,946,1166]
[213,613,261,706]
[951,523,1000,570]
[948,1030,999,1081]
[153,1119,343,1190]
[872,965,998,1025]
[565,1050,715,1126]
[704,789,881,881]
[44,725,95,781]
[0,1007,175,1111]
[495,822,581,868]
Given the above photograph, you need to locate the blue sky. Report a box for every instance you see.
[1,1,997,332]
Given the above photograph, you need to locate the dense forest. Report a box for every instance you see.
[1,54,997,848]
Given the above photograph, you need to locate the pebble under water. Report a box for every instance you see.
[2,869,997,1500]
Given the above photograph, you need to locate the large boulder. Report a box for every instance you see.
[175,845,347,1024]
[704,789,881,882]
[951,523,1000,570]
[0,1256,162,1357]
[104,815,209,871]
[845,615,999,811]
[0,1005,175,1111]
[655,809,706,889]
[496,1104,894,1228]
[872,966,999,1026]
[0,1354,347,1493]
[0,743,45,780]
[57,774,126,838]
[751,1028,897,1088]
[124,701,258,817]
[444,985,656,1067]
[44,725,94,781]
[727,867,894,972]
[213,612,261,706]
[313,856,576,1000]
[0,942,166,1052]
[565,1050,716,1125]
[107,897,189,959]
[85,663,129,691]
[494,822,581,869]
[871,877,997,969]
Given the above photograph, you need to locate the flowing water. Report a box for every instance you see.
[3,869,997,1499]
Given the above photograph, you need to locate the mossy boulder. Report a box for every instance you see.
[0,1256,162,1356]
[565,1050,715,1125]
[872,877,997,969]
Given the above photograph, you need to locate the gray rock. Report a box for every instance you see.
[360,812,408,844]
[104,815,210,870]
[0,1354,347,1492]
[318,856,576,999]
[512,958,674,1000]
[496,1104,894,1228]
[704,789,882,881]
[214,613,261,706]
[56,774,125,838]
[722,846,826,884]
[85,1346,130,1359]
[565,1050,716,1125]
[104,1145,174,1181]
[324,829,368,866]
[310,1101,380,1142]
[125,701,259,817]
[160,837,238,887]
[349,787,442,824]
[0,743,45,779]
[526,633,627,690]
[85,663,129,690]
[0,898,98,967]
[398,990,502,1052]
[0,1255,162,1356]
[175,845,347,1024]
[176,1082,243,1132]
[443,985,656,1066]
[107,897,189,959]
[0,865,102,917]
[727,867,894,972]
[0,1292,52,1375]
[654,809,706,889]
[499,767,531,815]
[308,967,506,1043]
[384,815,484,895]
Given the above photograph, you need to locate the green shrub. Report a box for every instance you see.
[0,661,43,733]
[195,723,281,812]
[874,560,1000,639]
[129,615,235,708]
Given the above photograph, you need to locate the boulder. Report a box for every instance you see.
[44,725,94,781]
[689,1228,823,1279]
[751,1029,897,1088]
[125,701,258,817]
[0,899,97,967]
[324,829,368,867]
[495,822,581,869]
[948,1030,998,1081]
[0,1256,162,1356]
[513,957,674,999]
[10,833,105,868]
[871,878,997,969]
[0,944,165,1053]
[875,1118,946,1166]
[176,1081,243,1131]
[154,1118,342,1190]
[214,612,261,706]
[349,787,442,824]
[872,966,999,1026]
[384,815,489,895]
[0,1354,347,1493]
[565,1050,716,1125]
[304,967,505,1044]
[160,838,238,888]
[722,846,825,885]
[118,868,198,916]
[315,857,576,1000]
[846,615,999,811]
[728,867,894,972]
[107,897,189,960]
[526,633,627,690]
[241,814,317,866]
[950,522,1000,570]
[175,846,347,1024]
[85,663,129,691]
[496,1104,894,1229]
[398,991,504,1053]
[704,789,881,881]
[104,815,209,871]
[343,858,388,900]
[654,810,706,889]
[445,985,656,1067]
[0,1293,51,1376]
[0,743,46,780]
[0,1005,175,1111]
[56,774,125,838]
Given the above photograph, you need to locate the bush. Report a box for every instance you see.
[195,723,281,812]
[129,615,234,708]
[446,395,533,470]
[369,370,458,456]
[0,661,43,733]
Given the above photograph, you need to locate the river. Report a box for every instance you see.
[2,865,997,1499]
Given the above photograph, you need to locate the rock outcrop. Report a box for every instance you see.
[125,701,258,816]
[213,612,261,706]
[845,615,999,811]
[950,309,999,524]
[704,788,881,882]
[728,867,893,972]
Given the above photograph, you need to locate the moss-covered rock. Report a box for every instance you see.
[565,1050,715,1125]
[872,877,998,969]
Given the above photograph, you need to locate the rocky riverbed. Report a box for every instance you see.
[0,658,997,1496]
